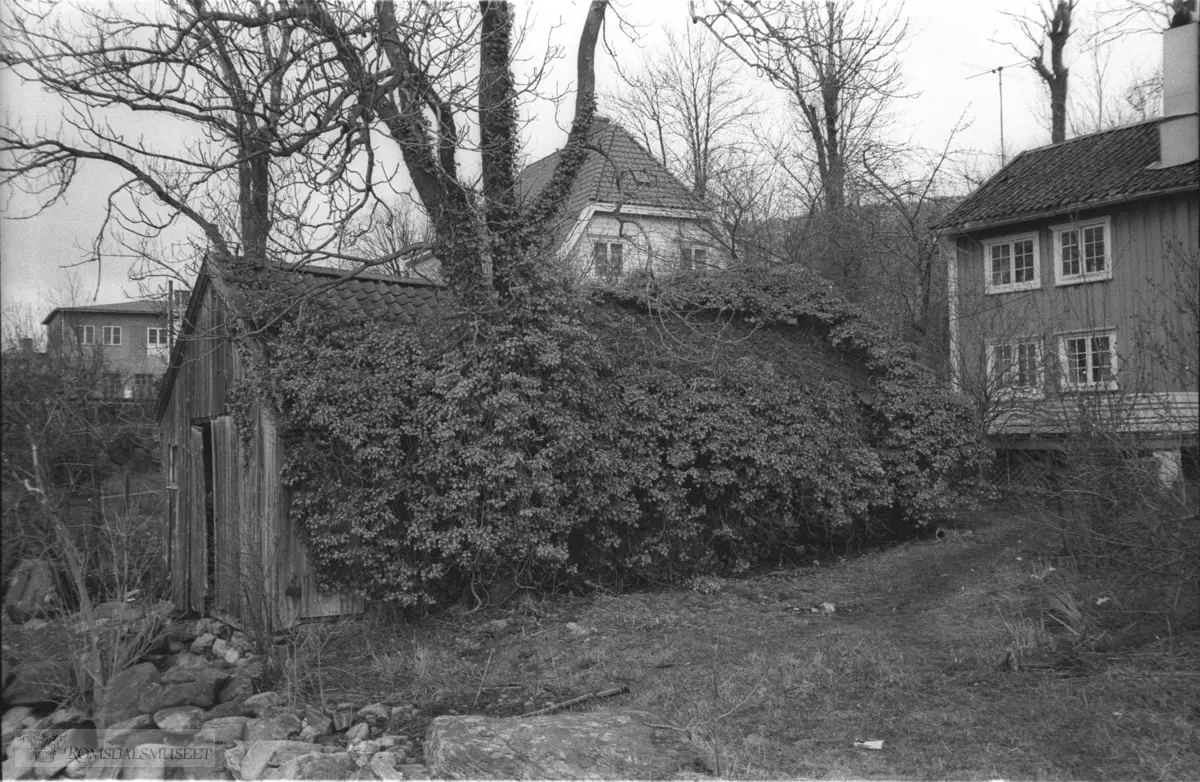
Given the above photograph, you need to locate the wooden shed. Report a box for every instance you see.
[156,264,442,629]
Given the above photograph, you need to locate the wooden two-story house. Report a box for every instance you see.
[938,16,1199,483]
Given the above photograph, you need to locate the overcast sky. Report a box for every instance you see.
[0,0,1165,320]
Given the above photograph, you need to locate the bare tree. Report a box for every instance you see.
[2,1,611,319]
[1001,0,1077,144]
[341,199,435,278]
[606,26,757,200]
[691,0,909,213]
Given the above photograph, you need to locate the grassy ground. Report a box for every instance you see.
[277,503,1199,780]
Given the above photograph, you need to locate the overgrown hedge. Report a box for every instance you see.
[239,267,982,607]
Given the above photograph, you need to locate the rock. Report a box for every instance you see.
[22,619,49,631]
[388,706,406,724]
[398,764,431,780]
[153,706,204,734]
[369,751,405,781]
[33,727,97,779]
[2,706,37,747]
[205,700,252,720]
[5,732,38,779]
[564,622,589,637]
[355,702,389,724]
[245,712,303,742]
[425,709,709,780]
[95,663,161,728]
[300,710,333,738]
[332,707,356,732]
[162,665,230,687]
[212,638,230,658]
[166,652,210,671]
[5,559,56,622]
[140,679,219,712]
[122,743,169,779]
[2,659,74,706]
[349,738,380,755]
[225,739,323,781]
[344,722,369,742]
[219,674,258,704]
[197,716,249,743]
[62,752,97,779]
[243,691,284,716]
[99,713,155,747]
[230,631,249,650]
[224,647,242,665]
[376,735,399,749]
[167,640,186,655]
[269,751,358,781]
[47,706,90,728]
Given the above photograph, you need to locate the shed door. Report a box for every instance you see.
[211,416,241,619]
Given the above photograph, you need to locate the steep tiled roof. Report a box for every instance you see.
[517,117,711,220]
[41,300,164,325]
[267,265,442,324]
[938,118,1199,232]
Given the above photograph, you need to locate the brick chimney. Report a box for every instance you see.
[1156,7,1199,167]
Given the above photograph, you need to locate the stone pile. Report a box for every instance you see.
[2,614,432,780]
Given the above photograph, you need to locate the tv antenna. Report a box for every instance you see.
[965,61,1025,167]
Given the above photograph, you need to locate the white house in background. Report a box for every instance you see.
[936,14,1199,483]
[516,116,724,280]
[405,117,724,282]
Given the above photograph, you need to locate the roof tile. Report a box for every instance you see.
[939,119,1199,231]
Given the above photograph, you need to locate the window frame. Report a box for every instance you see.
[986,338,1045,399]
[592,240,625,282]
[1057,329,1119,392]
[102,325,122,346]
[77,324,96,345]
[146,327,168,347]
[982,231,1041,294]
[679,245,710,272]
[1051,216,1113,286]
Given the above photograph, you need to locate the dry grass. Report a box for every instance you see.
[221,504,1200,777]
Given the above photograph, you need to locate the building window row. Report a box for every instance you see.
[988,329,1118,395]
[74,325,171,350]
[591,240,715,280]
[984,217,1112,294]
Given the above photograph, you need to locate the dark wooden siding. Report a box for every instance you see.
[160,279,362,628]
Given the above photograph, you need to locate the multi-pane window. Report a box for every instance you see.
[990,340,1042,395]
[1060,332,1117,390]
[133,374,157,399]
[101,372,124,398]
[102,325,122,345]
[76,325,95,345]
[984,233,1039,293]
[593,241,624,282]
[147,327,168,347]
[1054,218,1111,284]
[679,246,708,271]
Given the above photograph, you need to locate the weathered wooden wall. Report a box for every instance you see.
[159,276,362,628]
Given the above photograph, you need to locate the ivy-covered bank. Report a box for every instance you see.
[233,267,982,608]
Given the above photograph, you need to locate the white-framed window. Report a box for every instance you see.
[988,339,1043,397]
[983,232,1040,294]
[592,241,624,282]
[76,325,95,345]
[133,373,157,399]
[147,327,168,349]
[679,245,709,272]
[1052,217,1112,285]
[102,325,122,345]
[101,372,123,398]
[1058,330,1118,391]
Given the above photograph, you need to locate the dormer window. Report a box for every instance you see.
[983,232,1040,294]
[1053,217,1112,285]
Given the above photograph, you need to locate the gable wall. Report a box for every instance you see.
[568,211,724,277]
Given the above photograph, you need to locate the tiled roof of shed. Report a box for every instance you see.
[269,265,443,325]
[517,117,711,219]
[937,118,1199,232]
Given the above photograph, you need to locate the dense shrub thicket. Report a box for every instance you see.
[241,267,982,607]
